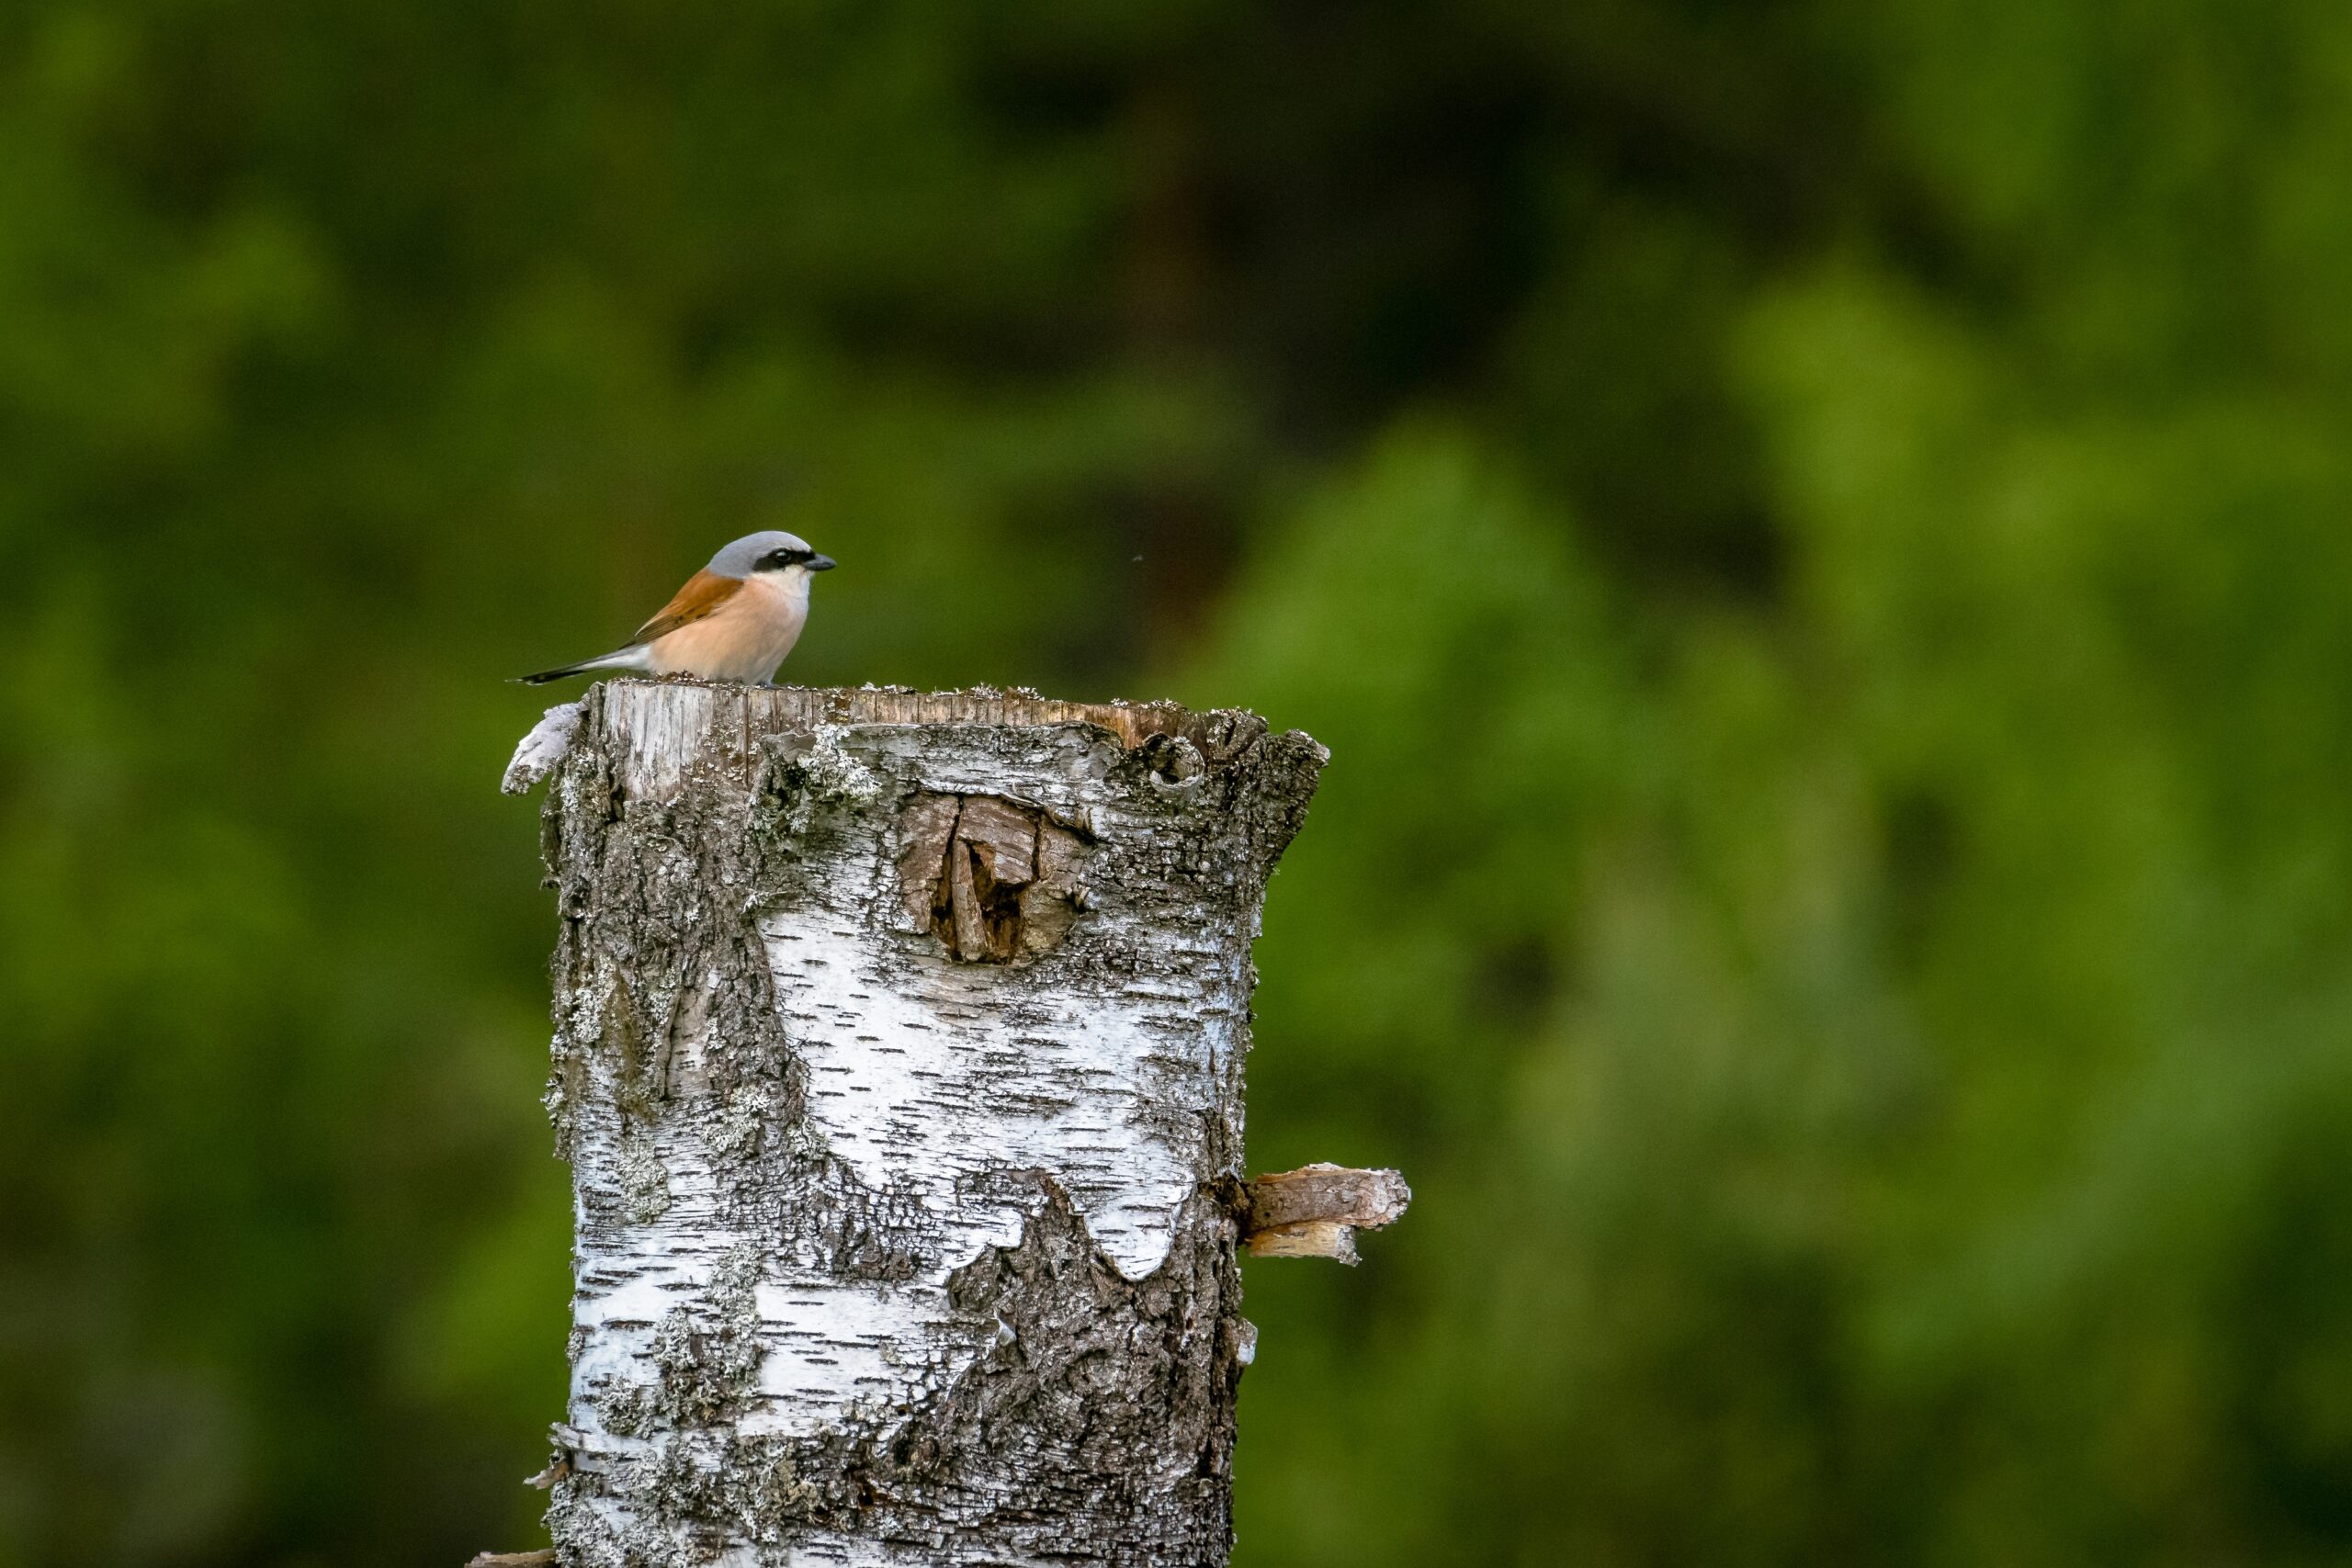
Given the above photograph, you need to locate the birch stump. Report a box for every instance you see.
[510,682,1332,1568]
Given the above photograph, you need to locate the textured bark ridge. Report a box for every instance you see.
[531,681,1324,1567]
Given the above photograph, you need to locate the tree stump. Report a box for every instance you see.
[511,681,1349,1567]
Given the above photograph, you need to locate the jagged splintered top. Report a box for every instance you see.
[503,679,1322,801]
[664,680,1210,748]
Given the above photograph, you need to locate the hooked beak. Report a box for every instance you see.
[808,554,838,571]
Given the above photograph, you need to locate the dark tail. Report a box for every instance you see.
[515,661,593,685]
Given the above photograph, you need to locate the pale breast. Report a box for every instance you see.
[646,573,808,682]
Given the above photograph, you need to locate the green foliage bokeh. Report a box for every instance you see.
[4,2,2350,1563]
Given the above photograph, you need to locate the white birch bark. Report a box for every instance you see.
[521,681,1324,1568]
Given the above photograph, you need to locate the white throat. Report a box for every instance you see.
[754,564,814,611]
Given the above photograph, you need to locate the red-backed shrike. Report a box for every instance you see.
[521,531,837,685]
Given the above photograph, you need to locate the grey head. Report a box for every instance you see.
[707,530,838,580]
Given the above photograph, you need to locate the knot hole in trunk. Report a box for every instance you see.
[894,792,1092,963]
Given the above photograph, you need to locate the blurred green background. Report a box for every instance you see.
[6,1,2352,1563]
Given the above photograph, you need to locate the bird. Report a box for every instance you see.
[520,531,837,685]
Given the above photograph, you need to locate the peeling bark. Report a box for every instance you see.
[526,681,1325,1566]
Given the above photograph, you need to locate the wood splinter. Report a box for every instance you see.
[1242,1162,1411,1265]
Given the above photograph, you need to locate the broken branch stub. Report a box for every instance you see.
[515,681,1396,1568]
[1242,1164,1413,1265]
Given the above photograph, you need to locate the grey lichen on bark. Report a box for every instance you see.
[526,681,1325,1567]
